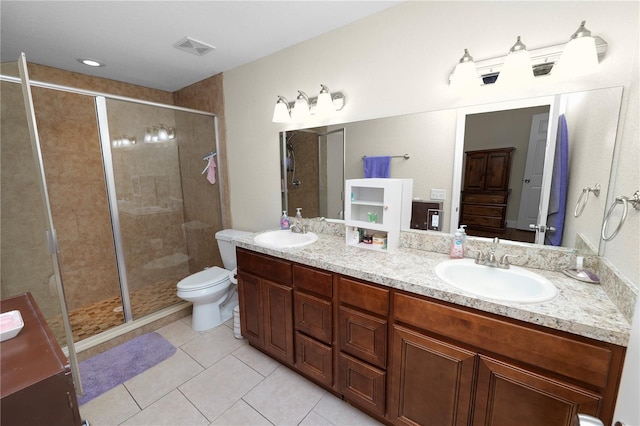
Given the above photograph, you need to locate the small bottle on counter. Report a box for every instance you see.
[280,211,290,230]
[295,208,303,222]
[449,226,466,259]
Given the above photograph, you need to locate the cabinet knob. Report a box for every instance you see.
[384,205,389,210]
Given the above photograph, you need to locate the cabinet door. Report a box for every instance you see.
[463,152,488,190]
[262,279,294,365]
[339,353,386,417]
[238,272,263,347]
[296,332,333,387]
[473,356,602,426]
[484,150,512,191]
[389,326,476,426]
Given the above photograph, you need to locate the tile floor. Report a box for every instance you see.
[79,316,383,426]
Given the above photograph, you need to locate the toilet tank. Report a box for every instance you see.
[215,229,252,270]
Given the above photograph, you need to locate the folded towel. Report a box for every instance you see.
[363,156,391,178]
[206,157,217,184]
[545,115,569,246]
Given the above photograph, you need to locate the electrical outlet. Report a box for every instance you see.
[430,189,446,200]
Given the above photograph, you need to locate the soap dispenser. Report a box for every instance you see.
[280,211,290,230]
[450,226,466,259]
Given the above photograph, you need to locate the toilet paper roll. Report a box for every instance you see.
[229,268,238,284]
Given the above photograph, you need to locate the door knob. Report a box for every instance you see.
[524,178,531,183]
[529,224,557,233]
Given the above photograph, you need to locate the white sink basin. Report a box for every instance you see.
[434,259,558,304]
[253,229,318,249]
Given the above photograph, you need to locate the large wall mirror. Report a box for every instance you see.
[280,86,623,255]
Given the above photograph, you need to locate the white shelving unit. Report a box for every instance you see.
[344,178,413,252]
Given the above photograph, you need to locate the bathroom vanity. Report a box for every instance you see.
[236,230,630,426]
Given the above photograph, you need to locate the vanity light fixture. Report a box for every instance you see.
[448,21,607,87]
[272,84,346,123]
[450,49,481,90]
[496,36,535,86]
[553,21,599,77]
[144,125,176,143]
[291,90,311,121]
[272,96,291,122]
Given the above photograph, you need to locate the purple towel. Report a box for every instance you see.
[545,115,569,246]
[363,156,391,178]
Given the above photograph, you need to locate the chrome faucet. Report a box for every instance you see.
[474,237,516,269]
[290,223,308,234]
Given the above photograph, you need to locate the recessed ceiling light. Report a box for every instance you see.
[77,58,105,67]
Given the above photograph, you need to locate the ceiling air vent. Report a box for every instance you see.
[173,37,215,56]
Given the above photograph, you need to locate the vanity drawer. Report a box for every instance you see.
[338,276,389,316]
[293,264,333,298]
[393,292,614,389]
[339,306,387,368]
[237,248,292,286]
[294,291,332,344]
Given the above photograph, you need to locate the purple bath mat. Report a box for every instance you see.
[77,331,176,405]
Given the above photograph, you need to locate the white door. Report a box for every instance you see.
[516,113,549,230]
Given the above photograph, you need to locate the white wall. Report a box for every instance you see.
[224,3,638,422]
[223,0,638,282]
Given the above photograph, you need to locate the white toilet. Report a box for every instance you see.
[176,229,251,331]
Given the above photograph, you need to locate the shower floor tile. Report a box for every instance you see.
[48,279,181,343]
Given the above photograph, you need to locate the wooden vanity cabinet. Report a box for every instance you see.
[237,248,294,365]
[237,249,625,426]
[390,291,625,426]
[292,264,335,388]
[337,276,390,417]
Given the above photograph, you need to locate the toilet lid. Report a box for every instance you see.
[177,267,230,291]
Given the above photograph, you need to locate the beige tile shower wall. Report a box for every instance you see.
[285,131,320,218]
[31,86,121,312]
[173,74,227,271]
[23,64,174,311]
[0,81,62,319]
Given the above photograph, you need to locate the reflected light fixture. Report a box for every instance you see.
[450,49,481,90]
[497,36,534,85]
[554,21,599,77]
[273,85,346,123]
[272,96,291,122]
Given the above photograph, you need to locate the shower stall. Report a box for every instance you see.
[1,59,224,366]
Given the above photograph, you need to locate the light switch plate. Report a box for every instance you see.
[430,189,446,200]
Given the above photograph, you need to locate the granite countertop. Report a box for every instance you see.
[234,232,631,347]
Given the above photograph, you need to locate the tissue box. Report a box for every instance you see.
[0,310,24,342]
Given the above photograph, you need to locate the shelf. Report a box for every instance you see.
[351,200,384,207]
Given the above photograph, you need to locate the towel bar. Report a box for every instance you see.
[601,190,639,241]
[574,184,600,218]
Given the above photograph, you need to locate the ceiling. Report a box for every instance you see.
[1,1,402,92]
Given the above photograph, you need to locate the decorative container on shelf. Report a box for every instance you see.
[345,178,413,252]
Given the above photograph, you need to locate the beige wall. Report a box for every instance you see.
[223,1,639,288]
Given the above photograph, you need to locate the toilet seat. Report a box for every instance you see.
[177,267,230,292]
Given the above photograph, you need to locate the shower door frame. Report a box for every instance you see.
[2,62,222,347]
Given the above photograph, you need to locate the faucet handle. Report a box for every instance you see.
[499,254,517,268]
[470,249,485,264]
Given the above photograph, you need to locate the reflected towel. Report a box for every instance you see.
[206,157,217,184]
[545,115,569,246]
[363,156,391,178]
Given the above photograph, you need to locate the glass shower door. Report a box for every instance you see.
[98,97,220,320]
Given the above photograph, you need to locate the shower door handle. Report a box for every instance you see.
[46,229,60,254]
